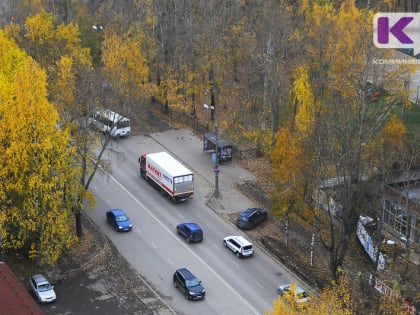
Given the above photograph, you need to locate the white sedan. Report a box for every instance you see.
[29,274,56,303]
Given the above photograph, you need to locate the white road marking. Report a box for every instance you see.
[108,173,261,315]
[257,282,264,289]
[151,242,157,249]
[167,258,174,265]
[135,228,142,235]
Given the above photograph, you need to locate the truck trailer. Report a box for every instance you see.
[139,151,194,201]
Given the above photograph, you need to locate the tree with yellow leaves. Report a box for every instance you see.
[0,30,79,264]
[267,270,411,315]
[267,272,355,315]
[271,125,316,246]
[271,0,415,279]
[4,11,103,238]
[102,23,152,111]
[20,10,91,75]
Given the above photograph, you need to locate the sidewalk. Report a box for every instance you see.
[149,129,257,214]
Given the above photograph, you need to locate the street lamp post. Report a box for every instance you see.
[204,90,209,131]
[203,104,210,131]
[204,91,219,198]
[214,115,219,198]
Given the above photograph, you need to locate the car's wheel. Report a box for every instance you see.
[187,237,192,243]
[223,240,227,247]
[236,251,240,258]
[185,292,190,300]
[173,281,177,288]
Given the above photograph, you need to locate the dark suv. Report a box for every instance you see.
[176,223,203,243]
[236,207,267,229]
[173,268,205,300]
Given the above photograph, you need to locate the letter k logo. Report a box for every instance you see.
[377,16,413,44]
[374,13,420,54]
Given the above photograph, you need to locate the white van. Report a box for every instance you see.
[223,235,254,258]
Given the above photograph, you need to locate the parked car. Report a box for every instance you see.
[277,283,310,308]
[236,207,267,229]
[223,235,254,258]
[106,209,132,232]
[29,274,56,303]
[176,223,203,243]
[173,268,205,300]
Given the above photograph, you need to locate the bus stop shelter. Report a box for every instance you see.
[203,132,233,162]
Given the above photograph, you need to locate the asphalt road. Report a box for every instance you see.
[36,130,308,315]
[83,131,301,315]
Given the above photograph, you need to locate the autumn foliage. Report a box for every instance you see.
[0,2,416,307]
[268,272,355,315]
[0,29,78,264]
[270,0,414,280]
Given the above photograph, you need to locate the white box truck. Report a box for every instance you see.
[138,152,194,201]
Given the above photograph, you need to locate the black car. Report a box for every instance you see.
[236,207,268,229]
[173,268,205,300]
[106,209,133,232]
[176,223,203,243]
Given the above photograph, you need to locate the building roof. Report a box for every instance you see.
[0,262,43,315]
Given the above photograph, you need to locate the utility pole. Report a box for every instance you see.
[204,90,210,131]
[214,114,219,198]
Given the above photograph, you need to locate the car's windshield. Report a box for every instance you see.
[116,120,129,128]
[239,214,249,221]
[186,278,200,287]
[116,215,128,222]
[38,283,52,292]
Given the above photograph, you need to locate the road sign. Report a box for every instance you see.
[28,243,37,259]
[28,250,37,259]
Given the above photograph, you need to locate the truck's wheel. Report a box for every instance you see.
[236,251,240,258]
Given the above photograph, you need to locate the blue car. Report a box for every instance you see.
[106,209,132,232]
[176,223,203,243]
